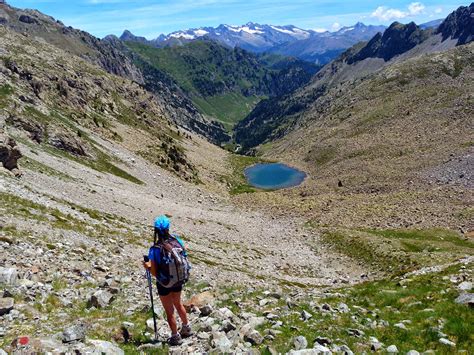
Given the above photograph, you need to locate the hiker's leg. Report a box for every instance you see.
[160,294,178,334]
[171,291,188,325]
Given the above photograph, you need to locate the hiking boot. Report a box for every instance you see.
[167,334,183,346]
[180,324,193,338]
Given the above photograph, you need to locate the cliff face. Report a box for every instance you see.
[437,3,474,45]
[347,22,430,63]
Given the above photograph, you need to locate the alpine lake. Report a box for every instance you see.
[244,163,306,190]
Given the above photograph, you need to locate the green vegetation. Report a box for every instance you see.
[0,83,13,108]
[125,40,273,129]
[320,228,473,275]
[254,263,473,353]
[0,192,143,246]
[18,107,143,185]
[22,157,75,181]
[193,93,263,130]
[219,154,270,195]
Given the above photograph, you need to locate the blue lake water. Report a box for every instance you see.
[244,163,306,190]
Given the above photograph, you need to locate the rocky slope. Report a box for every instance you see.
[234,4,474,150]
[0,26,200,182]
[0,2,229,143]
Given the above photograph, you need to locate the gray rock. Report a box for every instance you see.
[337,303,350,313]
[313,343,332,353]
[199,304,213,316]
[0,349,7,355]
[314,337,331,346]
[371,342,382,351]
[294,335,308,350]
[335,345,353,354]
[347,328,365,337]
[394,322,407,330]
[301,310,312,321]
[244,330,263,345]
[87,339,124,355]
[289,348,332,355]
[0,267,17,286]
[406,351,420,355]
[458,281,472,291]
[88,290,114,308]
[455,293,474,307]
[62,323,86,343]
[219,320,236,333]
[0,297,14,316]
[439,338,456,347]
[387,344,398,353]
[211,332,232,352]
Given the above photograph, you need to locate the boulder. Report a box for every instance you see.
[289,345,332,354]
[199,304,213,316]
[87,339,124,355]
[294,335,308,350]
[18,14,39,24]
[219,319,236,333]
[62,323,87,343]
[0,267,17,286]
[0,134,22,172]
[47,129,88,156]
[387,344,398,353]
[211,332,232,352]
[455,293,474,307]
[88,290,114,308]
[0,297,14,316]
[301,310,312,321]
[458,281,472,291]
[439,338,456,347]
[244,330,263,345]
[313,344,332,354]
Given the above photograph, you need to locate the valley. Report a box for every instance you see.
[0,1,473,354]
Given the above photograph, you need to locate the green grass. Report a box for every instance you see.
[0,192,142,246]
[125,40,270,128]
[0,83,13,96]
[22,157,75,181]
[219,154,271,195]
[193,93,263,130]
[16,106,144,185]
[364,228,473,249]
[255,263,474,353]
[320,228,473,275]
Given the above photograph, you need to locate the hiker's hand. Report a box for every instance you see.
[143,261,151,269]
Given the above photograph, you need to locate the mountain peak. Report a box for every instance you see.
[437,2,474,45]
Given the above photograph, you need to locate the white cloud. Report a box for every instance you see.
[435,7,443,14]
[331,22,341,31]
[408,2,425,15]
[371,2,426,22]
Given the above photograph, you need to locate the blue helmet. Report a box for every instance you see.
[154,215,170,231]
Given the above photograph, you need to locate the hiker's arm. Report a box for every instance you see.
[143,261,152,269]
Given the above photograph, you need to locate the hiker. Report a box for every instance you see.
[143,215,192,346]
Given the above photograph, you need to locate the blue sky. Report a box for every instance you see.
[8,0,465,39]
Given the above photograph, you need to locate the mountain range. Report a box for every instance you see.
[1,0,473,353]
[119,22,387,65]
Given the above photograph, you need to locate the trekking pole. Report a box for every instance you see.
[143,255,158,340]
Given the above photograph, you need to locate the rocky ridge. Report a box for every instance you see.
[0,2,228,143]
